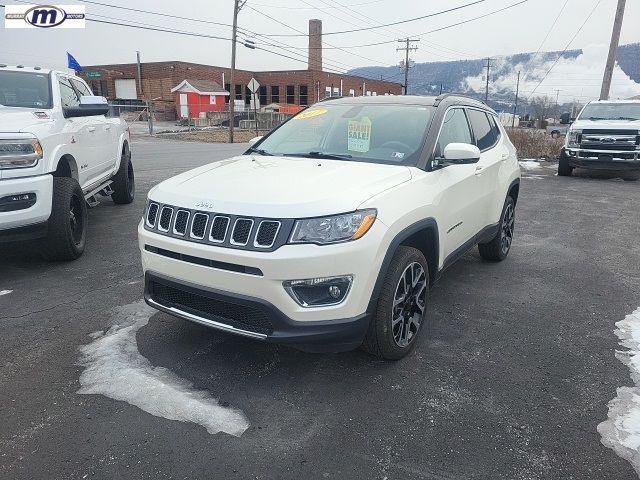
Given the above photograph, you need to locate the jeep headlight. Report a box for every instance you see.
[566,129,582,147]
[289,209,377,245]
[0,138,43,169]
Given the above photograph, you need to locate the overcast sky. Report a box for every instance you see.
[1,0,638,80]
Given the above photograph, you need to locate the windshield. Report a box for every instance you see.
[579,103,640,121]
[0,71,52,109]
[254,103,434,166]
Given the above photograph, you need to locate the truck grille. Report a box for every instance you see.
[150,281,274,335]
[580,131,640,152]
[144,201,289,252]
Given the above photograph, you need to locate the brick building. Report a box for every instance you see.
[77,19,401,119]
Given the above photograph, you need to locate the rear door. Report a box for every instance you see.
[466,108,505,228]
[431,107,484,259]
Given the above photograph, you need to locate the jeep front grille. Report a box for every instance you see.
[144,202,291,252]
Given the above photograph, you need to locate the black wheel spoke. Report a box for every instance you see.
[391,262,427,348]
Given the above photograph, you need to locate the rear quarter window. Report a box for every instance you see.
[467,109,499,151]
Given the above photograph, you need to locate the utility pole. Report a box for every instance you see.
[397,38,419,95]
[600,0,626,100]
[229,0,246,143]
[484,58,494,103]
[512,70,520,129]
[439,83,443,95]
[136,50,142,96]
[554,89,561,121]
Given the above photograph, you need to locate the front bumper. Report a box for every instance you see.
[139,219,388,350]
[0,174,53,241]
[564,147,640,170]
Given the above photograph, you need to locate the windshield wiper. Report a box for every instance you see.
[616,116,640,121]
[587,116,606,121]
[284,151,353,160]
[246,147,273,156]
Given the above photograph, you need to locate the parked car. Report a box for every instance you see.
[139,94,521,359]
[559,100,640,176]
[0,65,134,260]
[546,113,573,138]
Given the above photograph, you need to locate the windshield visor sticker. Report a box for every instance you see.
[294,108,328,120]
[347,116,372,152]
[392,151,405,159]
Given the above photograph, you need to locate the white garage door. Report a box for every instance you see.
[114,79,137,99]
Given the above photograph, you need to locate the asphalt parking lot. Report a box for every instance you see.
[1,138,640,479]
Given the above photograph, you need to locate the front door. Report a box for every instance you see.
[431,107,485,260]
[179,93,189,118]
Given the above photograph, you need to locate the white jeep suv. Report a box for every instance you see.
[139,95,520,359]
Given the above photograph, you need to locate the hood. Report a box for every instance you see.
[151,155,413,218]
[571,119,640,132]
[0,107,54,134]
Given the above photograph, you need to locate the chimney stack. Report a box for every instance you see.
[308,19,322,71]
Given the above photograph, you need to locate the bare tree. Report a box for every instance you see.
[529,95,554,128]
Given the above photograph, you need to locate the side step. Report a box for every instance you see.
[84,180,113,208]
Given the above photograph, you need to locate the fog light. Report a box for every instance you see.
[283,275,353,307]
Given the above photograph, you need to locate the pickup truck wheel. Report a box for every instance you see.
[40,177,87,261]
[558,152,573,176]
[111,147,135,204]
[362,246,429,360]
[478,196,515,262]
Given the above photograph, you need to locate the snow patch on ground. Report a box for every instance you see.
[518,160,542,171]
[598,307,640,474]
[0,289,13,296]
[77,300,250,437]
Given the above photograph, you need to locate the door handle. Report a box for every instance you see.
[500,153,509,161]
[105,125,111,130]
[474,166,484,176]
[88,126,96,132]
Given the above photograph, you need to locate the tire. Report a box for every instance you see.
[111,145,135,204]
[362,246,429,360]
[551,131,560,138]
[558,151,573,177]
[478,196,515,262]
[40,177,87,261]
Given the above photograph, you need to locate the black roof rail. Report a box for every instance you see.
[317,95,345,102]
[434,93,486,107]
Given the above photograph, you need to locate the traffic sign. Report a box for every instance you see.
[247,77,260,93]
[86,71,102,78]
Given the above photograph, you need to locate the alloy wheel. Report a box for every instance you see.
[392,262,427,348]
[69,195,84,245]
[501,203,514,255]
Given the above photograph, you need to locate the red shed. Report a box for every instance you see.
[171,79,229,119]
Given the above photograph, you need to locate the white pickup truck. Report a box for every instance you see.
[0,65,134,260]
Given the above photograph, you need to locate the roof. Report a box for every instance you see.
[171,79,229,96]
[320,94,489,110]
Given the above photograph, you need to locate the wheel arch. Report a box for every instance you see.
[366,218,440,314]
[507,178,520,205]
[53,154,79,180]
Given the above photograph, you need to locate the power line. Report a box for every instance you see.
[256,0,493,36]
[527,0,603,99]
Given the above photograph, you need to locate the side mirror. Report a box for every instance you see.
[63,95,109,118]
[248,136,263,147]
[442,143,481,164]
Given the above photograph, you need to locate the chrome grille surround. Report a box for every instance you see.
[254,220,281,248]
[190,212,209,239]
[146,202,159,228]
[209,216,230,243]
[158,206,173,232]
[230,218,254,246]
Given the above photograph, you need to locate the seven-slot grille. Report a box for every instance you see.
[145,202,285,251]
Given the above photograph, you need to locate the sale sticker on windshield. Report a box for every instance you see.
[294,108,327,120]
[348,116,372,152]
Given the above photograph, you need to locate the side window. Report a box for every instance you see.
[435,108,472,158]
[71,78,92,96]
[58,77,80,107]
[467,109,498,151]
